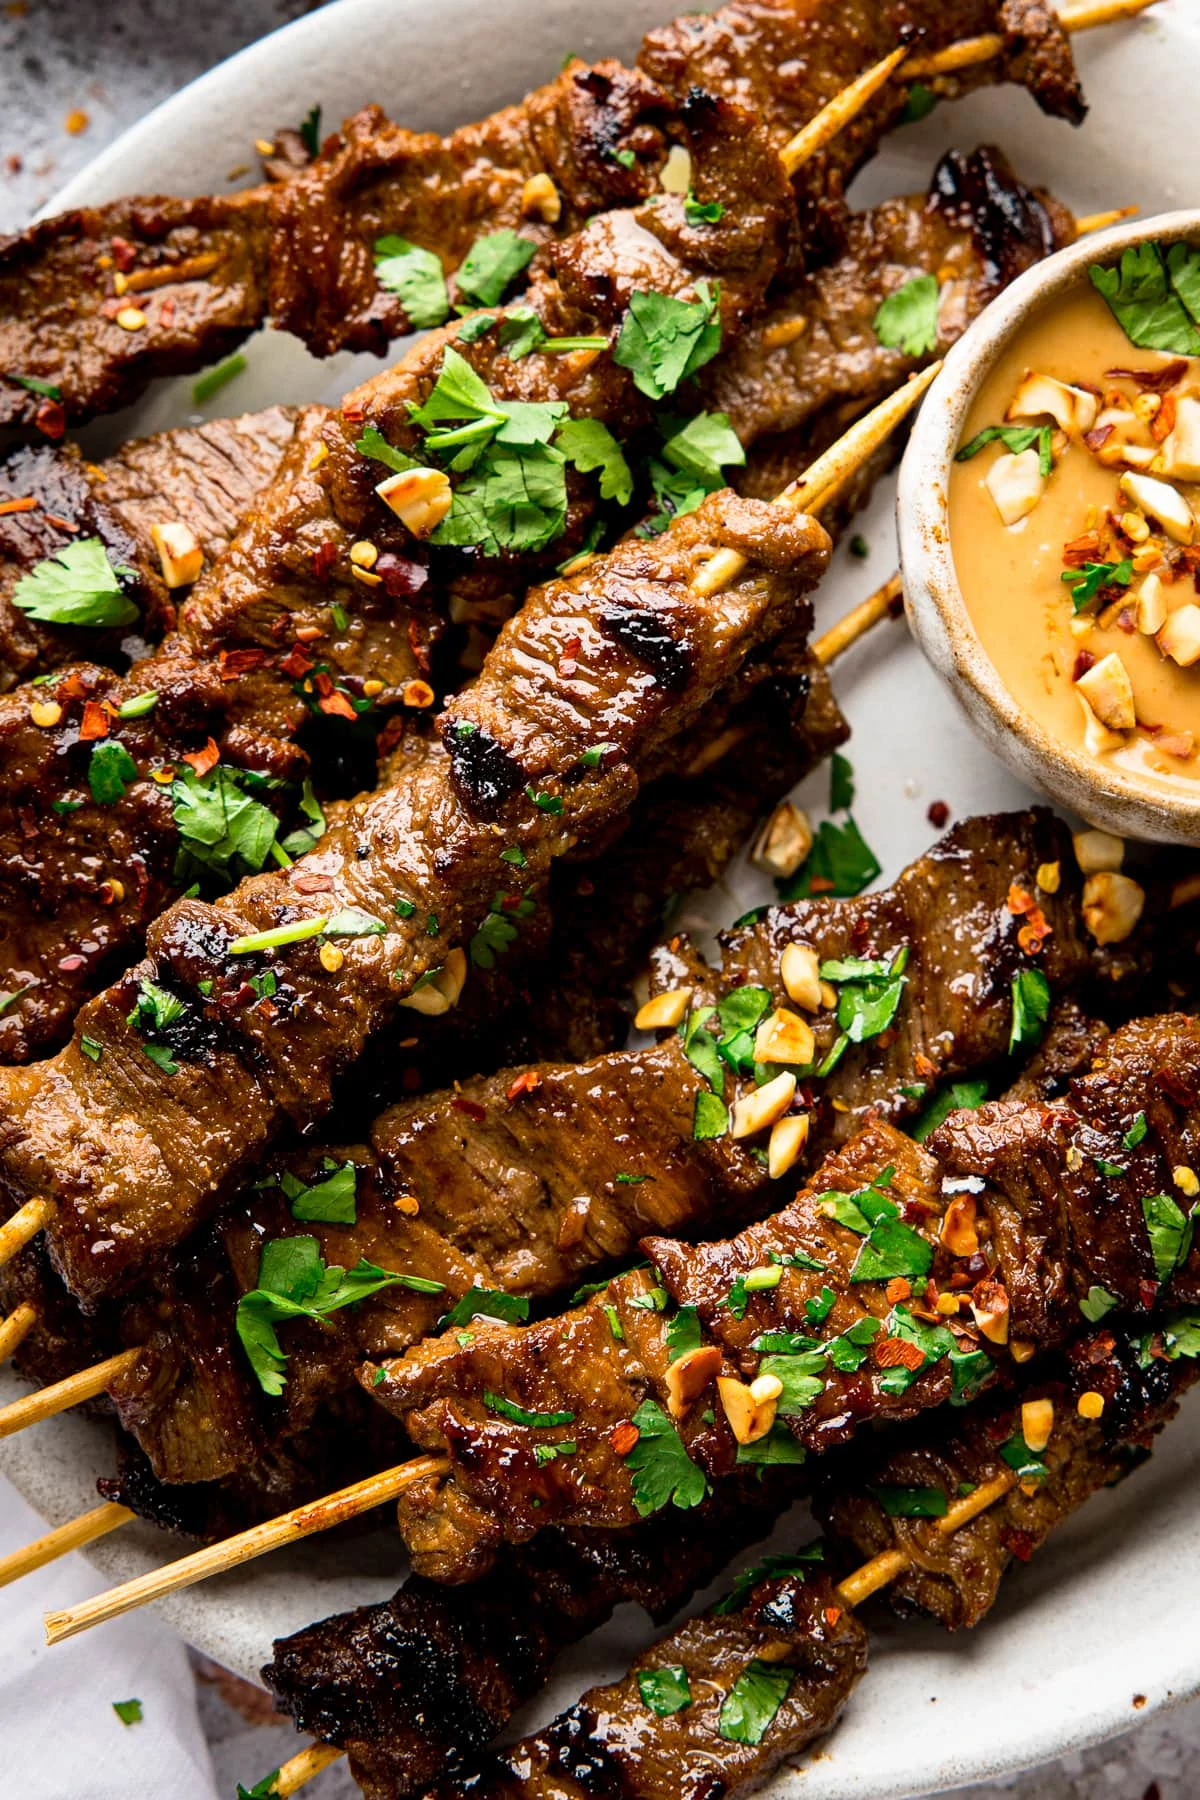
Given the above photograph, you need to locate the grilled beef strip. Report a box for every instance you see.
[425,1325,1189,1800]
[815,1324,1199,1631]
[0,0,1081,431]
[0,407,301,688]
[367,1005,1200,1583]
[0,490,830,1303]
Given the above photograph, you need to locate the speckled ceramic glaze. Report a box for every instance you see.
[4,3,1200,1796]
[900,211,1200,844]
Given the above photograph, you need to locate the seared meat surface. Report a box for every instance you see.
[0,408,299,688]
[0,0,1081,429]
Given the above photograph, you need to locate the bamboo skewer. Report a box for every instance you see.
[0,1348,140,1441]
[814,573,904,666]
[0,1501,134,1591]
[0,1302,37,1364]
[779,47,909,175]
[263,1466,1020,1796]
[43,1455,450,1645]
[1076,205,1139,236]
[693,361,943,601]
[0,1197,55,1273]
[901,0,1158,79]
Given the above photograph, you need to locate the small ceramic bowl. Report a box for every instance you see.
[899,208,1200,846]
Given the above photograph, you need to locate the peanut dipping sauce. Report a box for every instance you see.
[948,279,1200,797]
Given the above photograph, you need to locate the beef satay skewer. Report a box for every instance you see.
[261,1469,1019,1800]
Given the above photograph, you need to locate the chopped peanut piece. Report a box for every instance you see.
[660,145,692,194]
[1007,369,1099,437]
[349,539,379,569]
[1134,571,1169,635]
[115,306,147,332]
[1075,652,1136,733]
[398,948,467,1015]
[1174,1165,1200,1199]
[29,700,62,728]
[520,173,561,223]
[1078,1390,1105,1420]
[376,467,453,538]
[1072,828,1124,874]
[1021,1397,1054,1453]
[1078,692,1125,758]
[1081,871,1145,946]
[665,1345,722,1419]
[1010,1339,1036,1364]
[780,942,822,1012]
[970,1282,1009,1346]
[940,1193,979,1259]
[1158,394,1200,482]
[984,447,1046,526]
[753,1008,815,1068]
[319,942,344,973]
[751,801,813,880]
[717,1374,778,1445]
[1157,602,1200,668]
[1119,470,1195,543]
[730,1072,797,1140]
[1036,861,1061,894]
[151,520,204,589]
[768,1113,809,1180]
[634,988,693,1031]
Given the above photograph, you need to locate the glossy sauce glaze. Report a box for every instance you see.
[949,279,1200,794]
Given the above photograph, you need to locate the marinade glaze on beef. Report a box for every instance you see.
[0,0,1081,429]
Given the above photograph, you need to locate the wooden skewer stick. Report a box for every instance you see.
[0,1301,37,1364]
[43,1454,450,1645]
[0,1347,140,1442]
[0,1501,134,1591]
[901,0,1158,79]
[0,1197,55,1274]
[693,361,943,601]
[779,47,909,176]
[1076,205,1139,236]
[814,572,904,666]
[268,1465,1020,1796]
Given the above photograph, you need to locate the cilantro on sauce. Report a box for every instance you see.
[911,1078,989,1142]
[1142,1191,1198,1288]
[1061,558,1133,613]
[870,1483,948,1518]
[777,816,881,902]
[957,422,1053,479]
[456,230,537,308]
[483,1391,576,1428]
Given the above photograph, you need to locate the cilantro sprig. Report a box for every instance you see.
[1060,558,1133,613]
[374,235,451,328]
[613,282,723,400]
[12,538,139,628]
[873,273,940,357]
[1009,967,1051,1053]
[624,1397,710,1515]
[1090,240,1200,356]
[236,1237,444,1395]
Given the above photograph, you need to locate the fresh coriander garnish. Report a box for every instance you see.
[693,1090,728,1139]
[873,273,940,357]
[899,82,937,124]
[439,1287,530,1329]
[111,1699,143,1726]
[1060,558,1133,613]
[1080,1285,1118,1322]
[171,765,280,884]
[483,1391,575,1428]
[12,538,138,627]
[820,947,908,1044]
[88,741,138,805]
[374,235,451,328]
[911,1078,988,1142]
[298,103,322,157]
[1009,967,1051,1053]
[276,1160,357,1225]
[237,1237,443,1394]
[624,1397,710,1515]
[456,230,536,307]
[1124,1112,1148,1149]
[613,283,722,401]
[638,1666,693,1716]
[871,1483,947,1518]
[554,418,634,505]
[1090,240,1200,355]
[683,191,724,226]
[1142,1191,1197,1288]
[777,816,880,901]
[718,1661,793,1746]
[957,422,1053,479]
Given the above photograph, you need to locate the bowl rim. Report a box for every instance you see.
[898,206,1200,845]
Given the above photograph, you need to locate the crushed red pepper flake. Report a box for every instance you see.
[311,541,338,581]
[506,1070,543,1103]
[0,496,38,517]
[279,645,315,680]
[182,737,220,776]
[78,700,110,741]
[885,1277,912,1304]
[34,399,66,441]
[218,647,267,681]
[873,1336,925,1371]
[318,689,358,720]
[926,800,950,829]
[451,1097,487,1123]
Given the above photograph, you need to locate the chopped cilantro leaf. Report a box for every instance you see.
[911,1078,989,1142]
[112,1698,143,1726]
[659,410,744,486]
[824,947,908,1044]
[849,1200,933,1284]
[1090,241,1200,356]
[759,1352,825,1414]
[298,103,322,157]
[127,978,184,1036]
[1009,967,1051,1054]
[141,1043,179,1075]
[638,1665,693,1715]
[525,785,563,815]
[236,1775,281,1800]
[355,424,418,474]
[374,235,451,328]
[80,1034,102,1062]
[88,741,138,806]
[714,1547,823,1614]
[236,1238,444,1395]
[684,192,724,225]
[777,816,880,901]
[613,282,722,401]
[555,417,634,506]
[693,1089,729,1140]
[439,1286,531,1329]
[957,422,1053,480]
[873,273,940,357]
[829,752,854,813]
[171,765,279,884]
[12,537,138,628]
[1061,558,1133,613]
[948,1344,993,1404]
[1080,1285,1119,1322]
[718,1661,793,1746]
[1000,1430,1048,1483]
[1142,1191,1197,1288]
[282,1160,357,1225]
[534,1439,577,1466]
[457,230,537,307]
[665,1303,703,1357]
[1125,1112,1149,1149]
[625,1397,710,1515]
[871,1483,947,1518]
[899,82,937,123]
[735,1423,807,1465]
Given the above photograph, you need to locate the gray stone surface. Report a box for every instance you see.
[1,5,1196,1795]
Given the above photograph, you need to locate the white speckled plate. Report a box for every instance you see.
[3,2,1200,1793]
